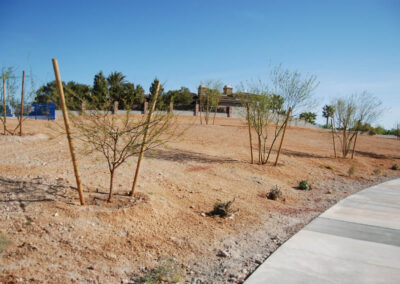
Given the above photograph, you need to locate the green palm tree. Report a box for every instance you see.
[322,105,335,127]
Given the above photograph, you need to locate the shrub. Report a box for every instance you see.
[348,166,356,176]
[0,233,11,255]
[391,164,399,171]
[140,258,185,283]
[210,199,238,217]
[298,180,312,191]
[373,168,381,175]
[267,185,283,200]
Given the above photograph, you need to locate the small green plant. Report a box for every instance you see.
[298,180,312,191]
[373,168,381,175]
[210,199,238,217]
[140,258,185,283]
[0,233,11,255]
[348,166,356,176]
[391,164,399,170]
[267,185,283,200]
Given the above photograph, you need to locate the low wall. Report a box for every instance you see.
[55,108,320,129]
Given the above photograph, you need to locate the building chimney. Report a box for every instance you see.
[223,85,233,96]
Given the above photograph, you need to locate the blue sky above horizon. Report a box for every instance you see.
[1,0,399,127]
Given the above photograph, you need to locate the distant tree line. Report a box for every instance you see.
[34,71,195,110]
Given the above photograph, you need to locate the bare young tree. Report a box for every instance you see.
[71,92,178,202]
[1,67,35,136]
[237,65,318,166]
[198,81,223,125]
[331,91,382,158]
[270,64,319,164]
[73,108,176,202]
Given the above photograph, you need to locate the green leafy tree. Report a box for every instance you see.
[164,87,194,106]
[107,71,126,103]
[322,105,335,127]
[92,71,108,107]
[149,78,165,109]
[299,112,317,124]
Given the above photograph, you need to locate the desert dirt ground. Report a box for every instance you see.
[0,116,399,283]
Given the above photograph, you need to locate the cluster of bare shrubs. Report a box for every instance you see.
[237,65,318,165]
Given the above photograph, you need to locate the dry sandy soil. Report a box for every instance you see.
[0,116,399,283]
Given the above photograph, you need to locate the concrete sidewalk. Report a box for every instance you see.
[245,178,400,284]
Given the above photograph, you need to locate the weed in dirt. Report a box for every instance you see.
[0,233,11,255]
[140,258,185,283]
[391,164,399,170]
[348,166,356,176]
[298,180,312,191]
[267,185,283,201]
[373,168,381,175]
[210,199,238,217]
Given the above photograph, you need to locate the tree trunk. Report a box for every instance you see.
[326,117,329,128]
[274,107,292,166]
[3,74,6,135]
[342,127,347,158]
[331,117,336,158]
[108,169,115,202]
[206,95,209,125]
[20,71,25,136]
[351,131,358,159]
[246,104,254,164]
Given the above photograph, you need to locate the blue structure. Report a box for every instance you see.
[27,102,56,120]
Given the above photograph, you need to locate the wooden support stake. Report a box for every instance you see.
[52,59,85,205]
[331,117,337,158]
[130,81,161,196]
[20,71,25,136]
[274,107,292,166]
[3,74,6,135]
[246,103,254,164]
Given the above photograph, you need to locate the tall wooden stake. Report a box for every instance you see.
[52,59,85,205]
[20,71,25,136]
[2,74,6,135]
[274,107,292,166]
[331,117,337,158]
[246,103,254,164]
[130,81,161,196]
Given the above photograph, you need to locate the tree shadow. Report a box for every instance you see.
[355,150,400,160]
[282,149,329,159]
[146,148,239,164]
[0,177,71,204]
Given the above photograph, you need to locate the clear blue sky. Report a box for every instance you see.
[1,0,399,127]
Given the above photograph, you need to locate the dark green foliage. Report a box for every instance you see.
[267,185,283,200]
[35,80,92,110]
[391,164,399,170]
[210,199,238,217]
[322,105,335,127]
[149,78,166,110]
[92,71,108,106]
[270,94,285,114]
[298,180,312,191]
[164,87,194,107]
[299,112,317,125]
